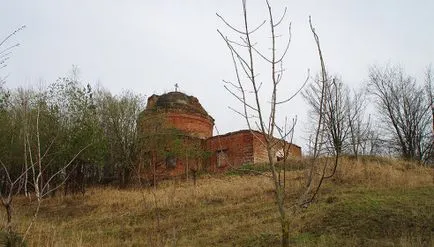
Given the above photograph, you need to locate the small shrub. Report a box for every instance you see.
[0,231,26,247]
[226,163,270,176]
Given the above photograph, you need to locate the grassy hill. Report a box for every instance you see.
[3,157,434,246]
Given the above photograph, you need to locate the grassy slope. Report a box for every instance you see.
[3,157,434,246]
[294,186,434,246]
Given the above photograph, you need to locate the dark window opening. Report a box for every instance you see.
[276,148,284,162]
[166,156,177,169]
[216,150,228,168]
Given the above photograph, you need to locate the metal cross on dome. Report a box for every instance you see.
[174,83,179,92]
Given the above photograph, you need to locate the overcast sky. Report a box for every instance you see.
[1,0,433,148]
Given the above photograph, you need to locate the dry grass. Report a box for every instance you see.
[10,175,279,246]
[334,156,433,188]
[1,157,433,246]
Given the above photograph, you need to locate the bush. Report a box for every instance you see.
[226,163,270,176]
[0,231,26,247]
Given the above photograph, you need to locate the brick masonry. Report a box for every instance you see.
[138,92,302,179]
[165,112,213,139]
[207,130,302,171]
[206,130,254,172]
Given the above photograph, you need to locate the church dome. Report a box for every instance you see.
[147,91,209,117]
[140,91,214,139]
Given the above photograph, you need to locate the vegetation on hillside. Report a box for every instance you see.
[1,157,432,246]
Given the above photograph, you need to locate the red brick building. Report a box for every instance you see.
[206,130,302,172]
[138,91,301,179]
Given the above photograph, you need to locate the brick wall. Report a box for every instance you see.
[253,133,302,163]
[139,111,213,139]
[138,137,206,181]
[206,130,302,171]
[165,112,213,139]
[252,134,269,163]
[206,131,254,171]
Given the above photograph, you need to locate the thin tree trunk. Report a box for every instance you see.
[22,199,41,242]
[267,147,290,247]
[4,202,12,233]
[23,136,29,198]
[185,152,189,181]
[152,154,156,188]
[282,221,290,247]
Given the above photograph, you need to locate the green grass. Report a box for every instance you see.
[226,159,307,176]
[293,186,434,246]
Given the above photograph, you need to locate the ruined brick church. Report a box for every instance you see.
[138,91,301,179]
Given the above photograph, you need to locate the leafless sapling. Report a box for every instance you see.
[217,1,329,245]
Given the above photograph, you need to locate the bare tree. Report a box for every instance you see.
[346,89,371,157]
[217,1,330,245]
[296,19,345,208]
[0,26,25,84]
[424,65,434,163]
[303,76,350,157]
[368,64,432,162]
[274,116,297,190]
[217,1,295,245]
[21,103,91,241]
[305,74,374,159]
[0,161,25,234]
